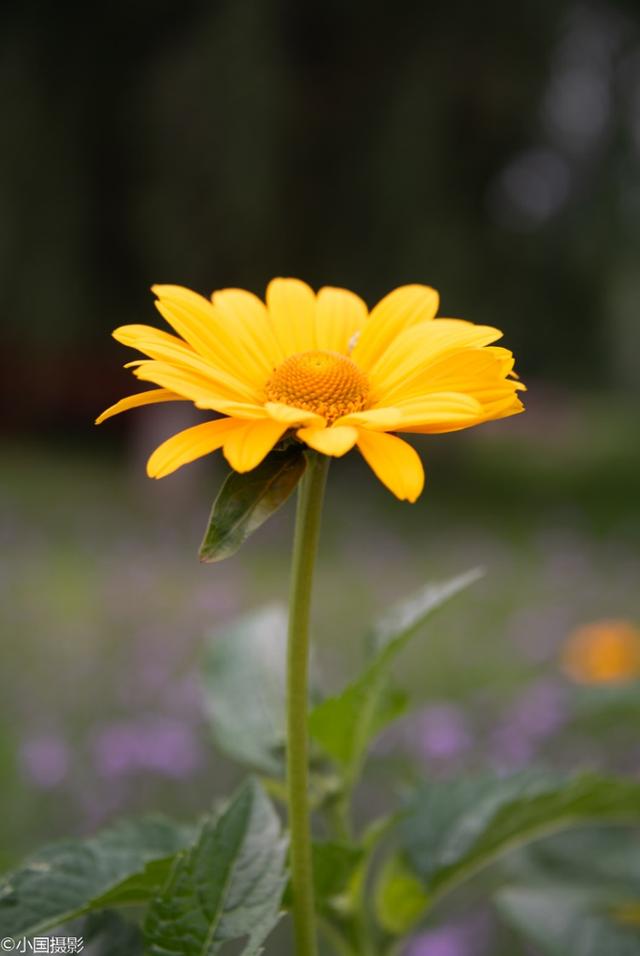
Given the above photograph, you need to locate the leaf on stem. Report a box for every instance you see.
[498,885,640,956]
[400,771,640,908]
[199,446,307,562]
[82,909,145,955]
[201,604,288,773]
[144,778,287,956]
[309,569,483,770]
[281,841,364,916]
[0,816,195,939]
[496,827,640,954]
[374,853,429,935]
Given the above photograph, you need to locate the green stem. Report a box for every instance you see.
[287,452,329,956]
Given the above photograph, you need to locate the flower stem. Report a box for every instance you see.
[287,451,329,956]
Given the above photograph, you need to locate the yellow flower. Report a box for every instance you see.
[561,619,640,684]
[97,279,525,501]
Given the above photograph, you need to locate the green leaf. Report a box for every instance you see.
[199,446,306,562]
[502,826,640,893]
[497,886,640,956]
[311,841,364,912]
[400,771,640,907]
[309,569,482,770]
[374,854,429,935]
[370,568,484,655]
[0,816,195,939]
[201,604,288,773]
[144,778,287,956]
[90,856,176,908]
[309,682,408,769]
[496,829,640,954]
[282,841,363,915]
[83,909,145,955]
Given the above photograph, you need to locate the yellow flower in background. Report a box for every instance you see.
[562,619,640,684]
[97,280,525,501]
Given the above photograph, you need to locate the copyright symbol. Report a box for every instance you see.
[1,940,15,952]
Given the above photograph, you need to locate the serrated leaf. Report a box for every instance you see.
[201,604,288,773]
[400,772,640,907]
[199,447,306,562]
[309,569,482,770]
[0,816,195,939]
[497,886,640,956]
[374,853,429,935]
[144,778,287,956]
[90,856,176,908]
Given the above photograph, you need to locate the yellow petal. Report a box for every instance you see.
[351,285,439,370]
[96,388,185,425]
[297,425,359,456]
[222,419,289,473]
[211,288,283,371]
[194,399,269,419]
[386,344,525,430]
[152,285,267,392]
[396,346,516,402]
[266,278,317,356]
[114,324,257,401]
[133,361,253,409]
[388,392,483,426]
[357,430,425,502]
[152,284,234,362]
[147,418,242,478]
[315,286,368,354]
[333,407,403,430]
[399,395,525,433]
[335,393,481,431]
[367,320,503,402]
[264,402,326,427]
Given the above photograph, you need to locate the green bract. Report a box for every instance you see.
[199,446,306,562]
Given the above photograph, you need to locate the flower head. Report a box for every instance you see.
[97,279,524,500]
[561,619,640,684]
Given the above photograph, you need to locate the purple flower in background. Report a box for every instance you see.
[489,723,536,770]
[20,733,70,789]
[91,716,201,779]
[406,924,472,956]
[414,703,473,762]
[407,913,490,956]
[508,679,568,740]
[489,679,568,770]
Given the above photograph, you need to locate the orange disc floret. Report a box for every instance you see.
[266,350,370,424]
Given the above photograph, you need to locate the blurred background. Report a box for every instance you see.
[2,0,640,952]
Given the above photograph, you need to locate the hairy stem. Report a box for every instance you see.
[287,452,329,956]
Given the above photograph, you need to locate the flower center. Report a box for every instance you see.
[266,350,370,423]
